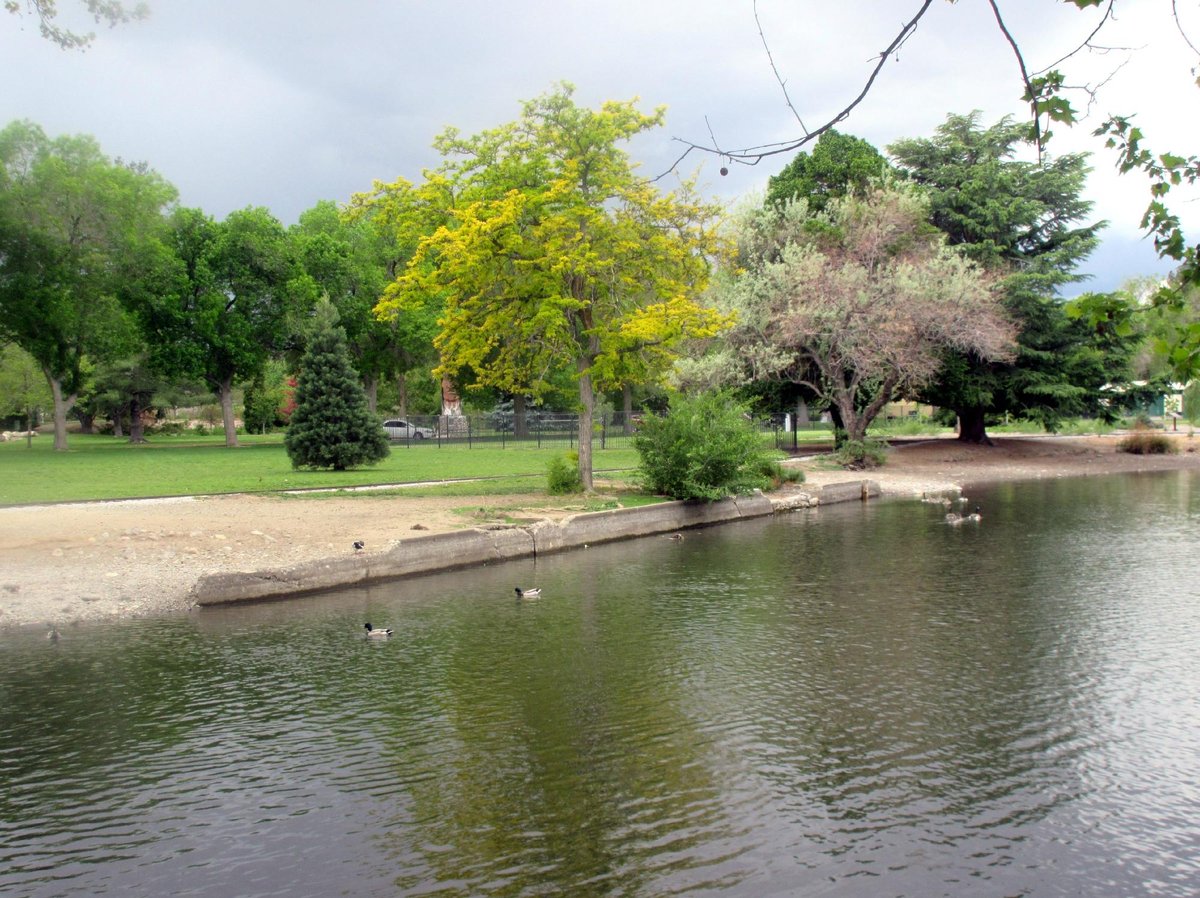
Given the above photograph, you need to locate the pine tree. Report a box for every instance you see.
[285,300,390,470]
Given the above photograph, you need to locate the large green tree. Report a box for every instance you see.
[135,205,300,447]
[0,120,176,449]
[380,84,729,489]
[290,200,413,412]
[765,129,892,211]
[889,112,1127,442]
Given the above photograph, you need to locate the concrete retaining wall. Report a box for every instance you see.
[192,480,878,607]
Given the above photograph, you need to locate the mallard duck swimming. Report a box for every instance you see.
[665,532,684,541]
[514,587,542,598]
[364,623,393,637]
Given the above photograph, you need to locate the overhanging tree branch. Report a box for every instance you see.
[658,0,936,178]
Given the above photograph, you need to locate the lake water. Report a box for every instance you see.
[2,472,1198,897]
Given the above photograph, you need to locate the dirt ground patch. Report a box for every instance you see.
[3,433,1197,632]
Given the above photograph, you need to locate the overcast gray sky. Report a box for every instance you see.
[3,0,1197,293]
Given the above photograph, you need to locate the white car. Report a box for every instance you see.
[382,419,434,440]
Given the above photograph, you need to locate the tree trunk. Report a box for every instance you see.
[44,369,76,451]
[828,402,849,447]
[796,397,809,427]
[396,372,408,416]
[111,413,124,438]
[577,363,595,492]
[440,375,462,416]
[514,394,529,439]
[218,376,238,447]
[363,374,378,414]
[76,411,95,434]
[622,383,634,435]
[956,407,992,445]
[128,395,147,444]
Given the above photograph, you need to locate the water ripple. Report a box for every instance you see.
[2,473,1200,896]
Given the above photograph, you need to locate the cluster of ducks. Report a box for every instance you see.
[922,494,983,525]
[363,584,543,638]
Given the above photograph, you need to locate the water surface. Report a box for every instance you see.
[2,472,1198,897]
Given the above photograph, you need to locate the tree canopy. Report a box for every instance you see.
[0,119,176,449]
[707,185,1016,443]
[889,112,1132,441]
[675,0,1199,378]
[135,205,300,446]
[765,130,892,212]
[378,84,729,489]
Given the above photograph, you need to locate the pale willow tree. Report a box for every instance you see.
[709,186,1017,443]
[378,85,730,490]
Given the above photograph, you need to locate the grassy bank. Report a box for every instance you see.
[0,434,641,505]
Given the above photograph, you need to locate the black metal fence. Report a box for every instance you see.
[382,412,835,450]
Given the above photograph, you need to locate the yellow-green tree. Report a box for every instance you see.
[377,84,729,489]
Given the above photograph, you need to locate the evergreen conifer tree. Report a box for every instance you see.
[285,299,390,470]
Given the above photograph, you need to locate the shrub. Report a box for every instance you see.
[1117,431,1176,455]
[633,392,773,500]
[757,457,806,488]
[547,451,583,494]
[835,438,888,469]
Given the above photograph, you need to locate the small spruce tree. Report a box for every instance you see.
[285,300,390,471]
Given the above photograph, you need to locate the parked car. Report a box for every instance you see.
[382,418,434,440]
[488,400,552,433]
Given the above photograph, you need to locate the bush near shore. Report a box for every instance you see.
[1117,430,1178,455]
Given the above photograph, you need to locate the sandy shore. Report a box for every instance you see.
[3,433,1197,632]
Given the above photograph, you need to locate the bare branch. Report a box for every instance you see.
[1033,0,1116,75]
[754,0,807,132]
[1172,0,1200,61]
[987,0,1043,154]
[704,116,724,156]
[1069,57,1131,118]
[657,0,936,179]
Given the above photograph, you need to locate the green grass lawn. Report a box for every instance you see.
[0,433,642,505]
